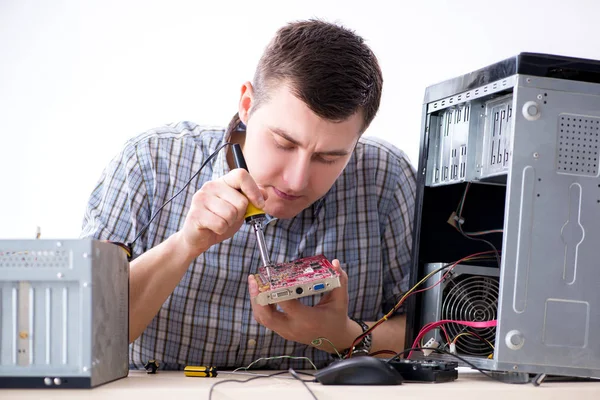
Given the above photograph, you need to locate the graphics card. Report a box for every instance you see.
[254,255,341,305]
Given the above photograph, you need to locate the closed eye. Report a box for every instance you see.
[274,140,294,151]
[314,155,339,165]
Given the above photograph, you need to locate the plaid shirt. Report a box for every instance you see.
[81,121,416,370]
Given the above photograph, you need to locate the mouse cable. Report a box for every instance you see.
[115,141,232,258]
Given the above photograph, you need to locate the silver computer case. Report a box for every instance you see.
[407,53,600,379]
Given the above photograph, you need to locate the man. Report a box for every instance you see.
[81,19,416,370]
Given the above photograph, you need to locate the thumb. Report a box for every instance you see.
[258,186,269,202]
[322,259,348,303]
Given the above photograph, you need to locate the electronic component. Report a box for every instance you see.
[184,366,218,377]
[387,359,458,383]
[253,255,341,305]
[144,360,159,374]
[422,337,440,357]
[0,239,129,388]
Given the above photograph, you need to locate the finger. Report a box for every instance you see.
[276,298,308,316]
[204,194,244,226]
[223,169,265,209]
[248,275,288,329]
[326,259,349,303]
[200,181,249,220]
[193,207,231,235]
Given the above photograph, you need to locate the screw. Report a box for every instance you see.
[537,94,543,100]
[533,152,540,159]
[57,272,64,279]
[526,78,532,83]
[513,365,518,370]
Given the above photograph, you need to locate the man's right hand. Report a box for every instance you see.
[179,168,267,258]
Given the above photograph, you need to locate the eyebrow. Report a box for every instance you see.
[270,127,351,156]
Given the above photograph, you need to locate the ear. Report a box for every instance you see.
[238,81,255,125]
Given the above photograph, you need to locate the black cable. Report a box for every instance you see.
[454,183,501,268]
[388,347,531,385]
[289,368,318,399]
[129,142,231,249]
[457,222,501,268]
[208,370,317,400]
[292,370,318,380]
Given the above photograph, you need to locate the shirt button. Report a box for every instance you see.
[247,339,257,348]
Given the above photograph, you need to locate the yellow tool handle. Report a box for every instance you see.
[231,144,266,221]
[245,202,265,220]
[184,365,218,377]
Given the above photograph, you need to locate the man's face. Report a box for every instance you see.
[238,82,363,219]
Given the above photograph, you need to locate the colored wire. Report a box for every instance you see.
[410,319,497,359]
[232,356,318,372]
[453,182,501,267]
[346,251,498,357]
[457,223,501,268]
[456,182,470,216]
[462,229,503,236]
[311,337,342,359]
[106,241,132,259]
[420,326,451,348]
[368,350,398,357]
[208,370,318,400]
[452,332,495,349]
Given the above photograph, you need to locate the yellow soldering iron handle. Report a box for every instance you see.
[244,202,265,220]
[231,143,266,221]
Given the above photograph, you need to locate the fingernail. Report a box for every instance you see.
[248,276,258,295]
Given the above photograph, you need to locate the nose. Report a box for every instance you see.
[282,153,310,193]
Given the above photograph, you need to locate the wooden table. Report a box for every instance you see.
[3,369,599,400]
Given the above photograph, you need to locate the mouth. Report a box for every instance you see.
[273,187,302,201]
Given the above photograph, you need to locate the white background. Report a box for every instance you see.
[1,0,599,239]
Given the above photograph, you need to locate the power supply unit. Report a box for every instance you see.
[0,239,129,388]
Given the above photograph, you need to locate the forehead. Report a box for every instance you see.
[254,84,363,145]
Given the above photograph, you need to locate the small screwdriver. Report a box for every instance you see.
[231,144,272,282]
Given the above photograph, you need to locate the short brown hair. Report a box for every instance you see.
[251,19,383,133]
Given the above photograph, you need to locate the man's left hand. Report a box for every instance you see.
[248,259,362,353]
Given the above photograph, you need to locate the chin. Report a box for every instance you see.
[266,202,306,220]
[268,208,300,220]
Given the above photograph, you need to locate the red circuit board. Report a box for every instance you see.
[254,255,339,292]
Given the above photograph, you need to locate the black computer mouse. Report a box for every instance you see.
[314,356,404,385]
